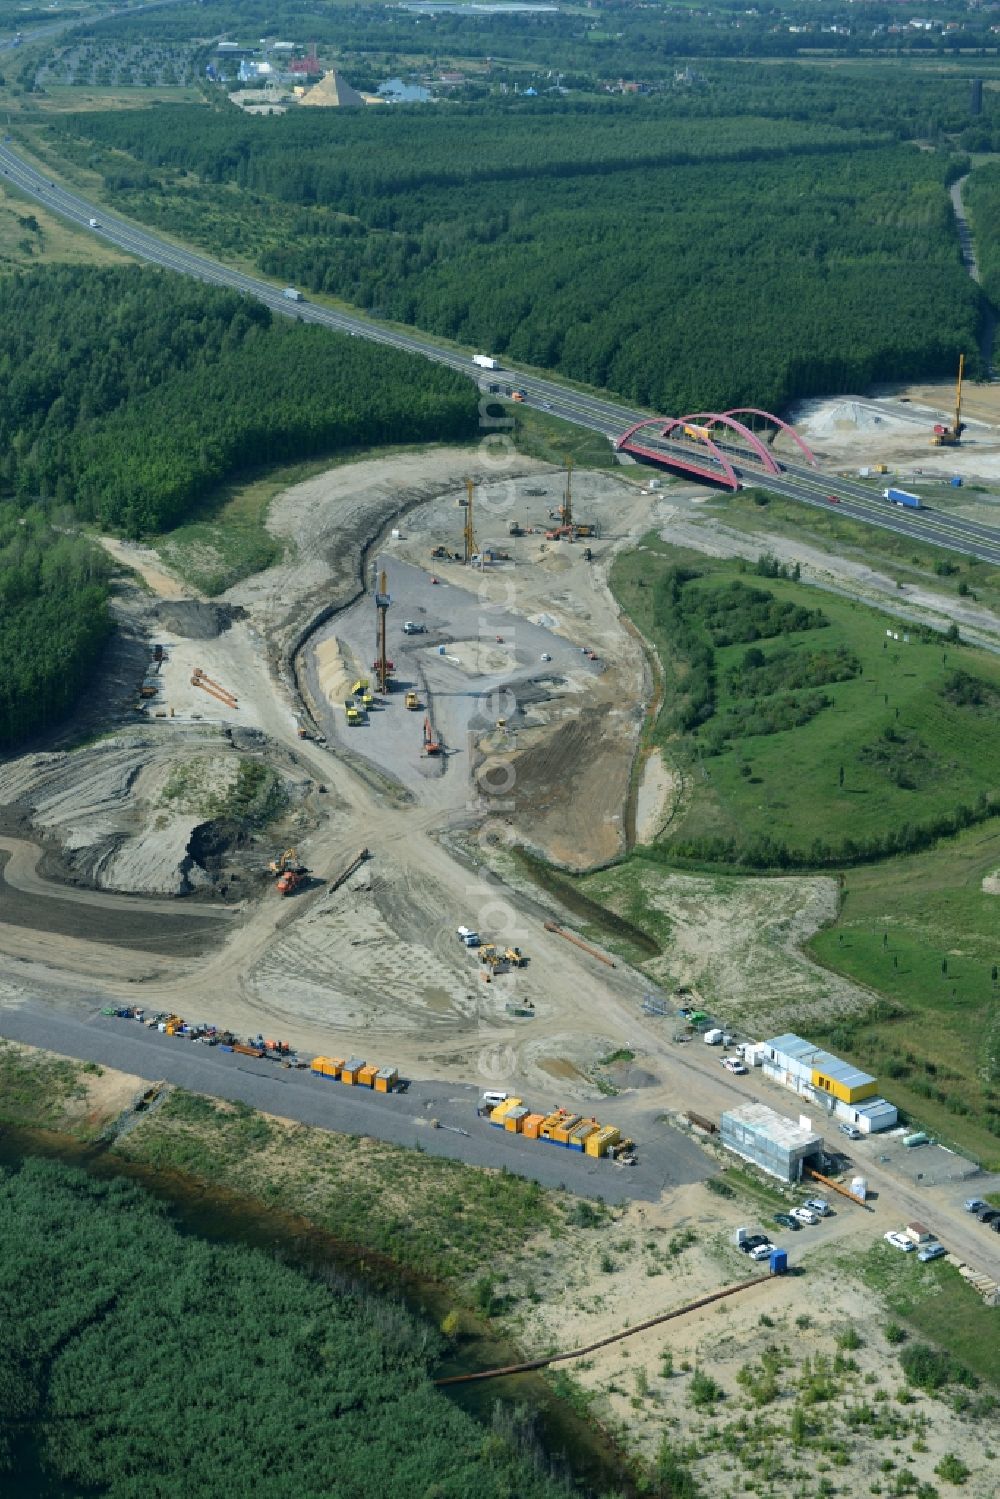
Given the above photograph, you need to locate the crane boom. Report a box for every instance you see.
[463,477,477,564]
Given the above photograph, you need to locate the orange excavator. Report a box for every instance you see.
[423,714,442,756]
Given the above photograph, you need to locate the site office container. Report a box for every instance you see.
[340,1058,367,1085]
[489,1098,522,1126]
[540,1109,570,1141]
[357,1064,379,1089]
[551,1115,583,1146]
[586,1125,621,1158]
[504,1106,530,1133]
[374,1067,398,1093]
[521,1113,545,1140]
[568,1121,598,1151]
[311,1056,345,1079]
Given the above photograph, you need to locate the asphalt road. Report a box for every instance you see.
[0,1004,714,1204]
[3,140,999,566]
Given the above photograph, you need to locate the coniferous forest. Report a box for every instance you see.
[0,1157,578,1498]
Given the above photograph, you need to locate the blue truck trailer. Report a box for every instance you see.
[883,487,922,509]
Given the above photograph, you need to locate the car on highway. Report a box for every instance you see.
[721,1057,748,1074]
[511,390,526,402]
[773,1213,800,1232]
[826,494,840,504]
[884,1231,915,1253]
[839,1124,863,1140]
[917,1242,946,1263]
[964,1198,988,1214]
[402,621,425,635]
[791,1207,819,1226]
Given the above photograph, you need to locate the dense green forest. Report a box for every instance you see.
[47,89,981,414]
[0,265,478,533]
[963,164,1000,305]
[0,506,111,748]
[0,1156,582,1497]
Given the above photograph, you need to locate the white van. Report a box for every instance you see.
[482,1090,508,1107]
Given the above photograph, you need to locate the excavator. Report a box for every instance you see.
[932,354,966,446]
[422,714,442,756]
[268,848,300,876]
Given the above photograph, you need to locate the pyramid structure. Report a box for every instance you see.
[299,70,365,108]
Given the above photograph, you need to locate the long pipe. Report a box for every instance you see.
[543,920,616,968]
[435,1275,768,1387]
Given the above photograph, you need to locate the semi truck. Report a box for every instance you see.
[282,287,304,302]
[473,354,500,370]
[883,487,921,509]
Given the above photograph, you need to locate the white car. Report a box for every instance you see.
[402,621,425,635]
[749,1243,774,1262]
[884,1231,915,1253]
[791,1207,819,1226]
[722,1058,748,1075]
[803,1198,832,1218]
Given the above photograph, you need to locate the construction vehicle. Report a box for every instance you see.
[268,848,302,877]
[504,947,528,967]
[430,544,448,559]
[361,690,375,710]
[423,714,441,755]
[582,547,593,562]
[345,700,362,725]
[276,867,305,896]
[508,521,524,537]
[374,568,392,693]
[932,354,965,446]
[405,690,420,710]
[351,678,369,697]
[463,477,477,564]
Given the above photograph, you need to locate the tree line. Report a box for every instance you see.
[0,265,479,534]
[0,505,112,748]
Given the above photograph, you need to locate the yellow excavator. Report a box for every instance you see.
[931,354,965,446]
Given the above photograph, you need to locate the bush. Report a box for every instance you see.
[688,1368,724,1409]
[934,1453,970,1485]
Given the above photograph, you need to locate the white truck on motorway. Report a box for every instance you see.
[473,354,500,370]
[88,217,99,228]
[282,287,304,302]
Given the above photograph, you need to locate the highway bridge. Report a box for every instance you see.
[2,140,1000,567]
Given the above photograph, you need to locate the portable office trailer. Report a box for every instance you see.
[340,1057,367,1085]
[311,1056,344,1078]
[489,1098,522,1126]
[568,1121,598,1151]
[504,1106,530,1133]
[552,1114,583,1145]
[357,1064,378,1088]
[374,1066,398,1093]
[720,1103,823,1183]
[521,1112,545,1139]
[540,1109,570,1141]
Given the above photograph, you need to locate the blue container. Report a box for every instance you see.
[769,1248,788,1276]
[219,1044,234,1052]
[951,476,963,487]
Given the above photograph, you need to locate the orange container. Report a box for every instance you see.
[521,1113,545,1140]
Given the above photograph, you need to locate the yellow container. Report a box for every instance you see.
[586,1125,621,1158]
[340,1057,366,1085]
[489,1097,522,1125]
[568,1121,598,1150]
[521,1113,545,1140]
[552,1114,582,1145]
[540,1109,569,1140]
[357,1064,378,1088]
[504,1106,529,1133]
[374,1066,398,1093]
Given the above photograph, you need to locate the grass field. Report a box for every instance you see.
[712,487,1000,618]
[808,821,1000,1165]
[0,180,127,271]
[613,537,1000,865]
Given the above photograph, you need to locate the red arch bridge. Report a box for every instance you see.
[614,409,817,490]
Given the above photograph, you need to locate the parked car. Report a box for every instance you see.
[976,1207,999,1224]
[917,1243,946,1263]
[722,1057,749,1075]
[803,1198,832,1218]
[791,1207,819,1226]
[964,1198,988,1214]
[839,1124,863,1140]
[773,1213,800,1232]
[402,621,425,635]
[884,1231,915,1253]
[738,1234,770,1256]
[749,1243,774,1263]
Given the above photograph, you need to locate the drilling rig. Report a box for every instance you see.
[374,567,391,694]
[932,354,966,447]
[463,477,477,564]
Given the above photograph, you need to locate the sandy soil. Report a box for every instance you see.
[635,749,679,843]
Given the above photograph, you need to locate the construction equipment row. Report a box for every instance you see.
[477,1096,635,1160]
[311,1055,402,1093]
[99,1005,303,1061]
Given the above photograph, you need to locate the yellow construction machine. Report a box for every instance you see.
[931,355,966,446]
[405,690,420,710]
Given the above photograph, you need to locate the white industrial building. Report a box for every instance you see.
[720,1103,824,1183]
[760,1033,897,1134]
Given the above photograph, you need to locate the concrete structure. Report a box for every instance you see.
[300,70,365,108]
[762,1033,898,1134]
[720,1103,823,1183]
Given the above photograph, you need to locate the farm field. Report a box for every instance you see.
[612,539,1000,868]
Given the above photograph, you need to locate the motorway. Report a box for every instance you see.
[2,140,1000,566]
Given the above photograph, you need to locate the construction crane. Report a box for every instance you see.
[932,354,965,447]
[423,714,442,756]
[561,456,573,529]
[374,567,391,694]
[463,477,477,564]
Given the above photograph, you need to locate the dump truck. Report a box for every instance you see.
[883,487,921,509]
[405,690,419,710]
[345,700,362,725]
